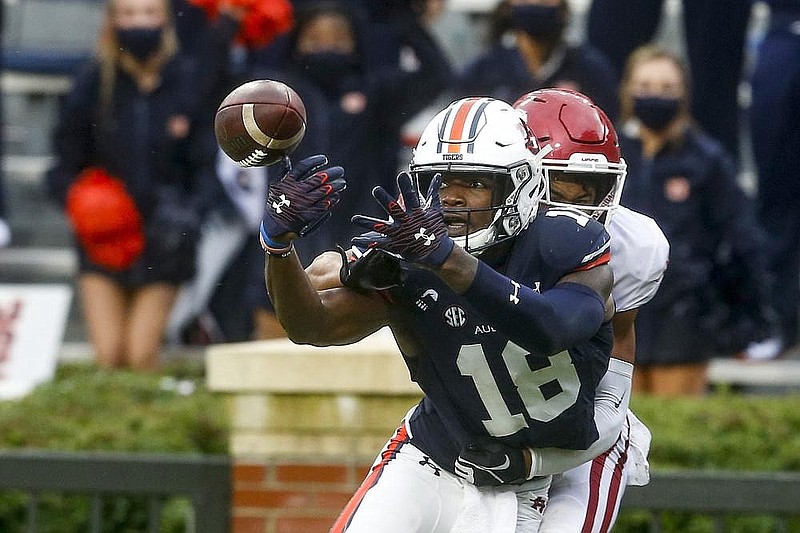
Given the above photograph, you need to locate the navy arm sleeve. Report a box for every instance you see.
[463,262,606,355]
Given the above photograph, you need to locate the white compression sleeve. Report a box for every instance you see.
[528,358,633,477]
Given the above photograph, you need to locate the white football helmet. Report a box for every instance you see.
[409,97,545,254]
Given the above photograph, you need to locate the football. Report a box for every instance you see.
[214,79,307,167]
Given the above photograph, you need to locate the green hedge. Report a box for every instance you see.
[618,393,800,532]
[0,361,228,532]
[632,392,800,472]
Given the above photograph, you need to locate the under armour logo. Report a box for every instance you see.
[272,194,290,214]
[510,280,521,305]
[419,456,441,476]
[414,227,436,246]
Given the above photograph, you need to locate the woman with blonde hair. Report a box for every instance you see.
[617,45,776,395]
[46,0,212,371]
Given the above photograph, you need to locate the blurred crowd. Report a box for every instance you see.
[1,0,798,393]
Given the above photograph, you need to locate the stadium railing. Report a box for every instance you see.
[622,470,800,531]
[0,450,231,533]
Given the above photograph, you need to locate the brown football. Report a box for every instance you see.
[214,79,307,167]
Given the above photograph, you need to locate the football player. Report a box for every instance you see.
[514,88,669,532]
[261,97,630,532]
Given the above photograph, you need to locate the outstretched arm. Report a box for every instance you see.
[261,155,389,346]
[266,248,388,346]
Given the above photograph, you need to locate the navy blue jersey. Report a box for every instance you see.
[384,208,612,473]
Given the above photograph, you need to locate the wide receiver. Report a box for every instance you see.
[261,97,633,532]
[514,88,669,531]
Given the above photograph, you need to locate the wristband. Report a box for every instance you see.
[260,221,293,257]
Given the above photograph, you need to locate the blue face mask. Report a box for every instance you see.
[116,27,163,61]
[509,4,564,40]
[633,96,681,131]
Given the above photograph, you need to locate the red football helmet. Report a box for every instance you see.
[513,88,626,224]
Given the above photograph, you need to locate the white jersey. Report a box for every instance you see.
[608,206,670,313]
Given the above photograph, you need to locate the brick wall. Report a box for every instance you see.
[206,329,422,533]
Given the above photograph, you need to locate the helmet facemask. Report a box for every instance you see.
[409,97,545,255]
[413,162,542,254]
[540,151,626,225]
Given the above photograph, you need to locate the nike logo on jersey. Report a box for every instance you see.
[613,391,626,409]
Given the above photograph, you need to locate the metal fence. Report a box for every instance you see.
[0,450,231,533]
[622,470,800,532]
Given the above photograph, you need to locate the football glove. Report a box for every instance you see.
[454,438,531,487]
[261,154,346,242]
[338,243,403,291]
[351,172,453,267]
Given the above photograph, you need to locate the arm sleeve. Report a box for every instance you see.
[529,358,633,475]
[462,261,606,355]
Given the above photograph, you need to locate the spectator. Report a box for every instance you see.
[45,0,211,370]
[458,0,619,120]
[165,0,295,344]
[253,0,452,264]
[586,0,752,159]
[750,1,800,357]
[236,0,452,338]
[618,45,776,395]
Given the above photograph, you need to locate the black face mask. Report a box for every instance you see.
[633,96,681,131]
[116,27,163,61]
[509,4,564,40]
[298,51,360,94]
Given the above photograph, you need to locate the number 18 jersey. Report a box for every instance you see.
[385,208,613,474]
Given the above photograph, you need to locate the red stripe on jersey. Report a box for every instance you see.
[328,424,410,533]
[447,98,478,153]
[572,250,611,273]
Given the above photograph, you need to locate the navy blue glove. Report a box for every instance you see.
[351,172,453,267]
[261,155,346,243]
[454,439,530,486]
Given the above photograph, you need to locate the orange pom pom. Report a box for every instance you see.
[66,168,145,270]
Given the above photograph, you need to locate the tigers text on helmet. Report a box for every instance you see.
[409,97,545,254]
[513,88,627,225]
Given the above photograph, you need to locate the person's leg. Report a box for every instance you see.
[751,29,800,349]
[126,283,178,371]
[647,363,709,396]
[330,425,465,533]
[586,0,664,77]
[682,0,751,158]
[79,273,128,369]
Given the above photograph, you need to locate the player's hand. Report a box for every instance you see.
[261,154,346,243]
[351,172,453,267]
[454,439,530,486]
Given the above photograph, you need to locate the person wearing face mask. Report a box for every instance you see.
[618,45,778,395]
[44,0,212,370]
[457,0,619,120]
[217,0,452,339]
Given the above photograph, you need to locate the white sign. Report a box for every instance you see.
[0,284,72,399]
